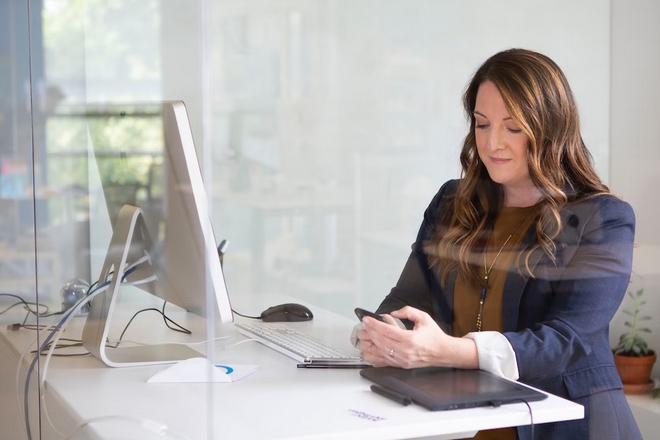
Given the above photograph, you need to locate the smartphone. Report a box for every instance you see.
[354,307,386,323]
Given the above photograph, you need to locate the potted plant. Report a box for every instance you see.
[613,288,657,394]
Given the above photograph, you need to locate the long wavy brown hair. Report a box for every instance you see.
[429,48,610,287]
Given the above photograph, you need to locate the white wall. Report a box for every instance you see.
[610,0,660,378]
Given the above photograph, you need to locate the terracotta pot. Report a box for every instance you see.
[613,352,657,388]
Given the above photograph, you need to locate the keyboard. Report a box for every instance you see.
[235,321,366,365]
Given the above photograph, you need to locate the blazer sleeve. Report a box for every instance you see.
[504,196,636,382]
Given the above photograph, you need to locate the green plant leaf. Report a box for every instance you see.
[614,287,654,356]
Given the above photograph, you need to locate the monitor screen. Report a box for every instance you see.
[82,101,233,367]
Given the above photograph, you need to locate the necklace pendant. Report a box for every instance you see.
[477,275,488,332]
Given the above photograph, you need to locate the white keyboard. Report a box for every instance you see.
[235,322,366,365]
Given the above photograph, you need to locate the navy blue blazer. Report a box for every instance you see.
[376,179,640,439]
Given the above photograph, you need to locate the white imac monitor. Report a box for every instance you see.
[81,101,233,367]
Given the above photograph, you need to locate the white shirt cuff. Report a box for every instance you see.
[463,331,519,381]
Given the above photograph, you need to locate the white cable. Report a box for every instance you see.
[182,336,232,346]
[60,415,192,440]
[122,251,152,274]
[38,272,171,436]
[227,338,265,348]
[18,287,103,440]
[108,335,231,348]
[14,300,89,426]
[40,270,155,390]
[122,274,158,286]
[21,259,155,439]
[40,285,108,390]
[15,314,63,431]
[21,284,111,439]
[41,390,69,439]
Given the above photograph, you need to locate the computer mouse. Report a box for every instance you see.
[260,303,314,322]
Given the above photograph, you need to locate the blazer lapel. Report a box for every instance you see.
[501,208,579,332]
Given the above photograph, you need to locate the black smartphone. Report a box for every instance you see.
[354,307,386,322]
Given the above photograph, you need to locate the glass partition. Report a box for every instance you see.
[202,0,611,317]
[2,0,659,439]
[0,0,42,438]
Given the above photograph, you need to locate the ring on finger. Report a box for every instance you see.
[389,349,395,357]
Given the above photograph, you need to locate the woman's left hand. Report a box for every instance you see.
[358,306,478,369]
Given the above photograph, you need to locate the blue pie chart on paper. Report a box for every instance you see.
[215,365,234,374]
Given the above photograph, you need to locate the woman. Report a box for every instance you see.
[355,49,642,439]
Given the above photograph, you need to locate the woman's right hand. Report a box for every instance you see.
[358,307,478,370]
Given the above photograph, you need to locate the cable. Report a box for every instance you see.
[109,335,230,348]
[60,415,193,440]
[33,339,87,357]
[21,252,203,440]
[31,310,64,318]
[14,276,105,429]
[522,399,534,440]
[20,324,59,331]
[22,281,110,440]
[39,271,158,387]
[501,398,534,439]
[37,296,189,439]
[14,295,86,424]
[226,338,266,348]
[16,315,71,427]
[115,306,191,346]
[231,309,261,320]
[30,338,82,356]
[23,260,149,440]
[0,293,50,316]
[162,301,192,334]
[86,279,100,295]
[15,315,59,429]
[217,239,260,320]
[23,259,177,440]
[123,251,152,274]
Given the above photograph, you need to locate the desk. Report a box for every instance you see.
[0,295,583,440]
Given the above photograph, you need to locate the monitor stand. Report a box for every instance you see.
[81,204,202,367]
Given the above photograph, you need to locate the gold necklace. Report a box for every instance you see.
[476,206,536,332]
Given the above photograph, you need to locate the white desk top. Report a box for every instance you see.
[1,294,584,440]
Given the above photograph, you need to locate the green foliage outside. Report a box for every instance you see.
[41,0,161,224]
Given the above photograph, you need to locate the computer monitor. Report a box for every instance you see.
[81,101,233,367]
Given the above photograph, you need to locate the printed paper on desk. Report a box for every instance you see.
[147,357,259,383]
